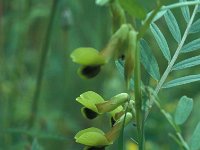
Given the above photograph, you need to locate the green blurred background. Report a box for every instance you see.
[0,0,200,149]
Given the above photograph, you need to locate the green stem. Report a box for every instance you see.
[110,0,126,32]
[138,4,161,39]
[28,0,59,128]
[134,41,144,150]
[153,98,189,150]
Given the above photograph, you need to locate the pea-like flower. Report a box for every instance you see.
[75,127,112,149]
[70,24,130,79]
[75,112,132,149]
[70,47,107,79]
[76,91,129,119]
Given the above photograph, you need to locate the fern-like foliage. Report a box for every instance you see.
[140,0,200,92]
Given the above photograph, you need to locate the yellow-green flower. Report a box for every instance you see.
[76,91,129,119]
[76,91,105,119]
[75,127,112,148]
[75,113,132,149]
[70,24,131,79]
[70,47,107,79]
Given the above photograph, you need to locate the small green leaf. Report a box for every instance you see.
[119,0,146,19]
[189,19,200,34]
[180,0,190,23]
[164,10,181,43]
[181,39,200,53]
[150,23,171,62]
[174,96,193,125]
[75,127,111,146]
[70,47,106,65]
[172,55,200,70]
[163,74,200,88]
[76,91,104,113]
[95,0,110,6]
[140,39,160,80]
[189,122,200,150]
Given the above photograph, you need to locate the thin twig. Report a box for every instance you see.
[28,0,59,129]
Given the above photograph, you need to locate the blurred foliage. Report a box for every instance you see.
[0,0,199,150]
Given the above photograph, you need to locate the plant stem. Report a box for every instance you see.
[28,0,59,129]
[134,41,144,150]
[155,3,199,94]
[138,4,161,40]
[153,97,189,150]
[110,0,126,32]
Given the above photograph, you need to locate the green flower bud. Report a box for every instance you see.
[105,112,132,142]
[75,127,112,147]
[96,93,129,113]
[124,30,138,88]
[109,106,124,126]
[109,105,124,120]
[101,24,130,59]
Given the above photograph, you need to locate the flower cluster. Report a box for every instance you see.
[74,91,133,149]
[70,24,138,149]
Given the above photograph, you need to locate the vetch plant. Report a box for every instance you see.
[71,0,200,149]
